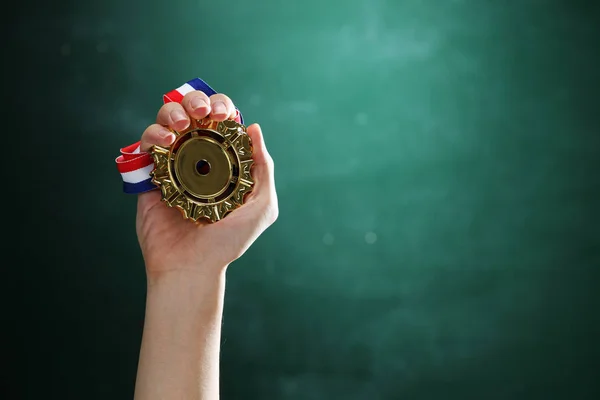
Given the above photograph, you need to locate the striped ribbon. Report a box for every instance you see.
[115,78,243,194]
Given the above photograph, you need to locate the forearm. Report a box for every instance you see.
[134,267,227,400]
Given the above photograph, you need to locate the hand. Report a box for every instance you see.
[135,91,278,281]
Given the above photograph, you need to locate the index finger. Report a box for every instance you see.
[156,102,191,131]
[140,123,175,152]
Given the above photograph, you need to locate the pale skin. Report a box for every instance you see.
[133,91,278,400]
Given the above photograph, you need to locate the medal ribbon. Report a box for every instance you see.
[115,77,243,194]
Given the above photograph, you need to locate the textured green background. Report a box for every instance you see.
[12,0,599,399]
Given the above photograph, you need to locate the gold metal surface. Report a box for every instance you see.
[149,118,254,223]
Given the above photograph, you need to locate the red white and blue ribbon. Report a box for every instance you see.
[116,77,243,194]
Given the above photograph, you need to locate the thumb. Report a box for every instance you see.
[247,123,275,197]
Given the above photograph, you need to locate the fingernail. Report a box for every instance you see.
[158,128,172,138]
[171,109,187,123]
[212,101,226,115]
[190,97,208,110]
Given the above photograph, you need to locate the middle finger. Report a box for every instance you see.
[181,90,212,120]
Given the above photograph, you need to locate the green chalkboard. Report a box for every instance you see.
[11,0,600,399]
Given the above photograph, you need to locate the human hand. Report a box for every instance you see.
[135,91,278,281]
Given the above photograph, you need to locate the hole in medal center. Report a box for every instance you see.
[195,159,211,175]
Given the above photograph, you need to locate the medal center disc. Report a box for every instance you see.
[174,136,233,199]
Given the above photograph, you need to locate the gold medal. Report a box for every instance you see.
[149,118,254,223]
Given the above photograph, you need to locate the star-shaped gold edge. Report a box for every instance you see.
[149,118,254,223]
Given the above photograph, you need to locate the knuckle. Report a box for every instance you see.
[211,93,233,105]
[184,90,209,102]
[161,102,177,113]
[142,123,158,137]
[140,124,159,147]
[183,91,211,115]
[157,102,179,119]
[156,105,167,120]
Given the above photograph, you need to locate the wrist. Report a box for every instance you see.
[144,266,228,322]
[145,261,229,289]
